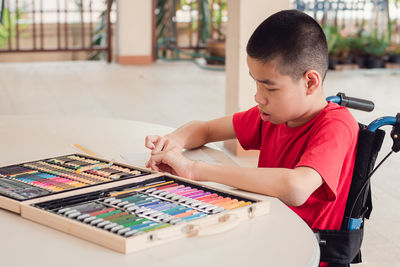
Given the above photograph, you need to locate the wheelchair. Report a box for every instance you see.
[314,93,400,266]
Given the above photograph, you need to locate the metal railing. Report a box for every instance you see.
[0,0,114,62]
[156,0,226,64]
[292,0,393,38]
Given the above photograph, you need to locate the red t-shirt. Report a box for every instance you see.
[232,102,359,231]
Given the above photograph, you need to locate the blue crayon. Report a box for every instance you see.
[161,206,185,214]
[152,202,177,210]
[140,200,163,208]
[143,201,168,209]
[137,200,160,208]
[134,198,157,205]
[121,194,146,202]
[168,207,192,216]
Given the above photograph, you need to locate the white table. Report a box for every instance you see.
[0,115,319,267]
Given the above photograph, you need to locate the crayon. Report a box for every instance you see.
[110,181,175,197]
[90,207,115,216]
[123,218,148,228]
[129,221,158,230]
[141,223,169,232]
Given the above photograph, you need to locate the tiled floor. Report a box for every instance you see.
[0,61,225,127]
[1,60,400,266]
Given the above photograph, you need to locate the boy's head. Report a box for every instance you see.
[246,9,328,82]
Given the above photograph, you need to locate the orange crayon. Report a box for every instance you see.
[215,199,238,208]
[174,210,197,218]
[223,200,248,210]
[208,197,230,205]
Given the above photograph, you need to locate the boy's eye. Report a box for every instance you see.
[260,84,278,92]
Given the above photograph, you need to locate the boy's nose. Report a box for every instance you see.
[254,92,267,105]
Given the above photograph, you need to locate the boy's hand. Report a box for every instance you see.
[145,134,183,154]
[145,150,197,180]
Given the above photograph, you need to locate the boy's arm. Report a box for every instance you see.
[146,150,323,207]
[193,162,323,207]
[145,115,236,153]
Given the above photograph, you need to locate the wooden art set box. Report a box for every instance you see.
[0,153,270,253]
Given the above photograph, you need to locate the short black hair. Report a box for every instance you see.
[246,10,328,81]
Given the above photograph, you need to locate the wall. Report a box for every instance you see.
[224,0,290,155]
[116,0,153,65]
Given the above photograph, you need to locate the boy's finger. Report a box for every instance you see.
[163,141,173,151]
[152,164,160,172]
[150,158,161,171]
[145,135,158,149]
[146,158,157,170]
[145,143,155,150]
[152,138,166,154]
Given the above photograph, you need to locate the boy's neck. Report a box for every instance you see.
[287,95,328,128]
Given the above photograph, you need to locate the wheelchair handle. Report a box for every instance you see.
[367,116,397,132]
[326,92,375,112]
[367,113,400,153]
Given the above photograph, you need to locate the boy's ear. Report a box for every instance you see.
[303,70,321,95]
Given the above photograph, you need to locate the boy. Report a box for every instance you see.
[145,10,359,265]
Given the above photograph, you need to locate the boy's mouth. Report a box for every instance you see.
[259,110,270,121]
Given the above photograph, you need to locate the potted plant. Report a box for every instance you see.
[0,6,28,49]
[347,35,367,68]
[386,43,400,64]
[205,0,226,65]
[362,32,389,68]
[323,25,354,69]
[334,35,352,64]
[323,25,341,69]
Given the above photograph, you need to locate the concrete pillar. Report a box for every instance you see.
[116,0,153,65]
[224,0,290,155]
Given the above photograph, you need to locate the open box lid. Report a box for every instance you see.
[0,154,153,213]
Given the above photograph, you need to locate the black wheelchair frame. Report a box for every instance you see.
[315,92,400,266]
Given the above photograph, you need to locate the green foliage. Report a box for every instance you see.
[157,0,226,46]
[387,42,400,55]
[90,0,115,60]
[156,0,226,66]
[0,7,28,49]
[362,31,389,58]
[323,24,391,60]
[0,0,5,23]
[176,0,211,45]
[346,35,364,56]
[156,0,169,42]
[211,0,226,40]
[322,25,340,55]
[323,25,350,60]
[198,0,210,44]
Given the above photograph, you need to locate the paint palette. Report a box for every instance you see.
[1,154,269,254]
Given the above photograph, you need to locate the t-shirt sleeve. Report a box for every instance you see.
[295,119,353,201]
[232,106,262,150]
